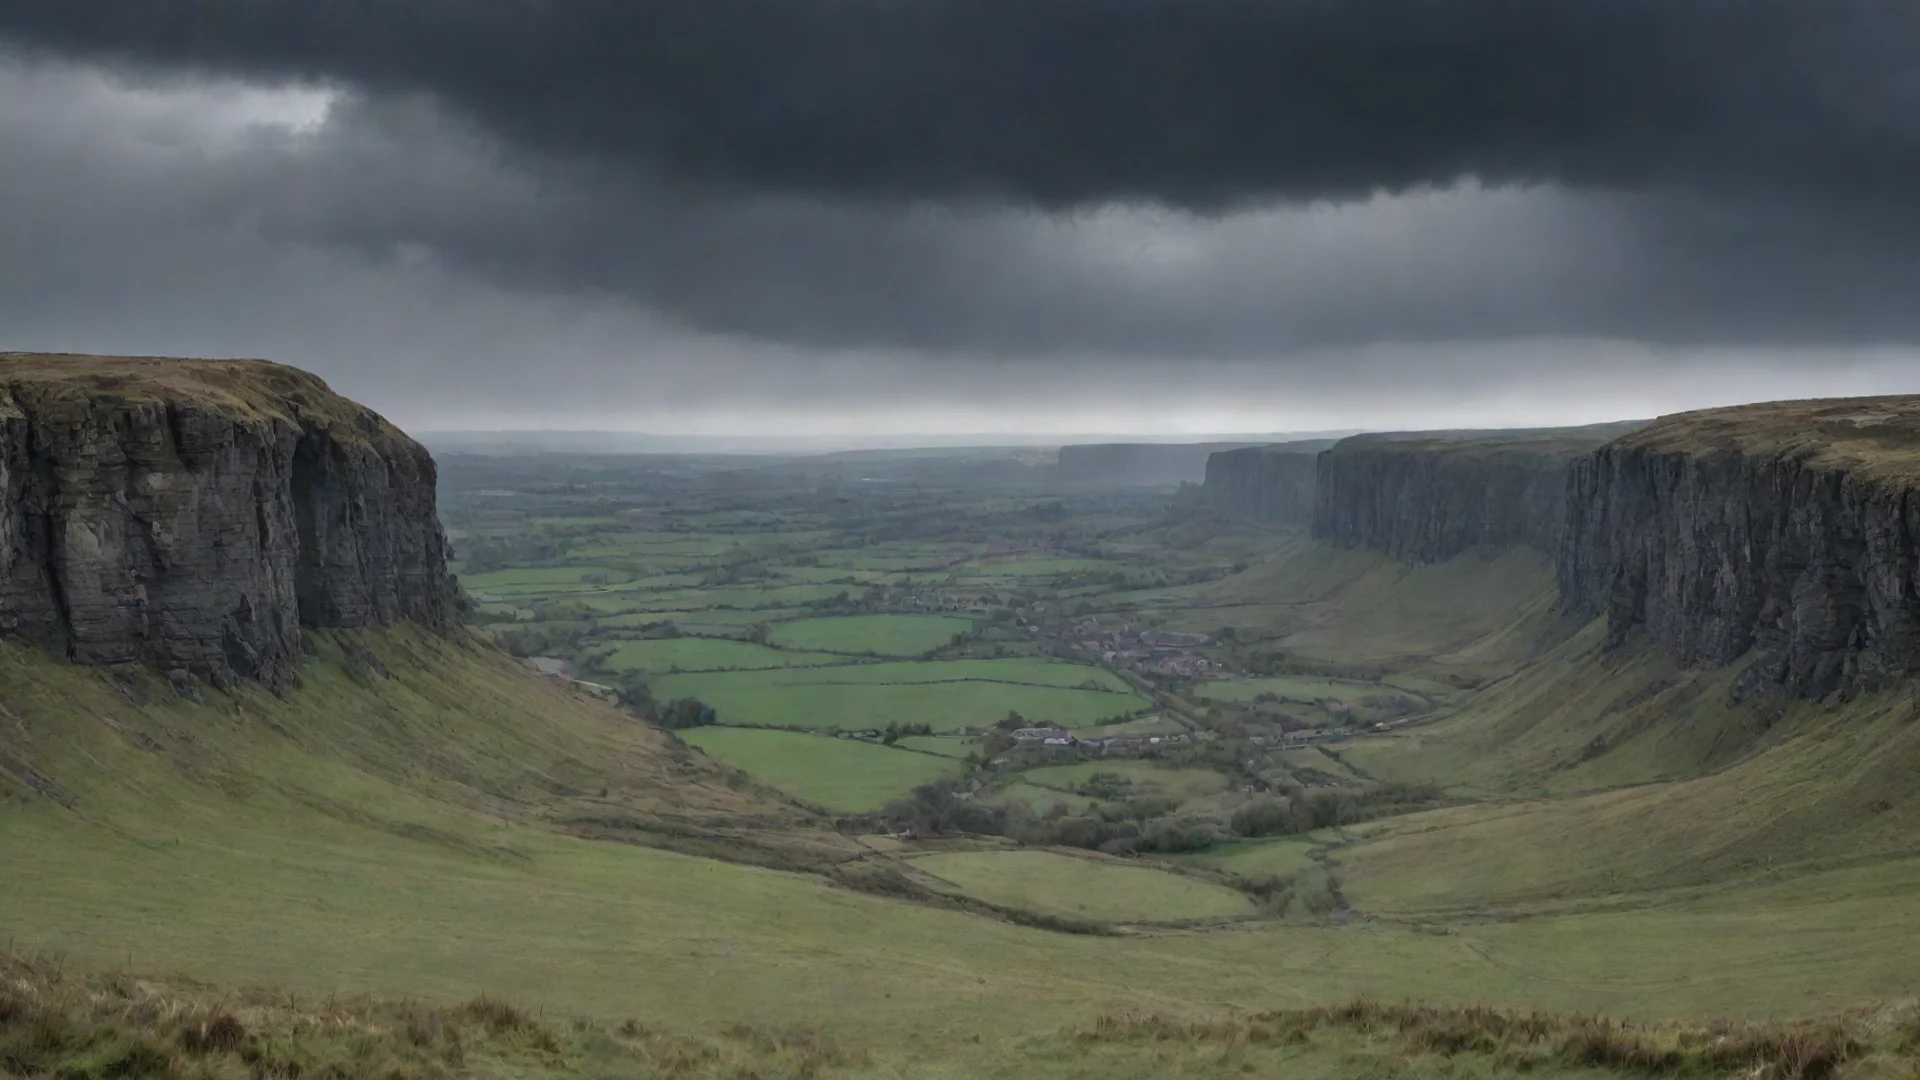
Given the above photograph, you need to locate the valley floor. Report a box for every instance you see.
[8,468,1920,1077]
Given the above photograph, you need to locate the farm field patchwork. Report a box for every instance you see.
[769,614,973,656]
[649,672,1146,732]
[676,727,962,811]
[599,638,851,673]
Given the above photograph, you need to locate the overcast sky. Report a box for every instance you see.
[3,1,1918,439]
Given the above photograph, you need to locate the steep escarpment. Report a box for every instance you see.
[1198,440,1336,523]
[1560,396,1920,700]
[1312,423,1642,564]
[0,353,457,689]
[1056,442,1255,485]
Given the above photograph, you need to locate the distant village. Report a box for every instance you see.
[1060,620,1214,678]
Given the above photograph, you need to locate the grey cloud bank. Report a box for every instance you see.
[5,0,1918,208]
[1,3,1917,432]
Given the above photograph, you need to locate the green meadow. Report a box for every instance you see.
[769,614,974,656]
[600,637,850,673]
[649,674,1143,732]
[677,727,963,811]
[906,850,1258,924]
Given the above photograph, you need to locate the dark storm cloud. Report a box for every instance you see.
[3,0,1918,210]
[5,63,1920,361]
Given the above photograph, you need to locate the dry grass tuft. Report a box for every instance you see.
[1076,999,1910,1079]
[0,953,882,1080]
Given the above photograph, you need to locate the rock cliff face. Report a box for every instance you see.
[0,353,458,689]
[1559,397,1920,700]
[1056,442,1256,486]
[1198,440,1337,523]
[1311,423,1643,564]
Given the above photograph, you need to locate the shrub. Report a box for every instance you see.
[657,697,717,730]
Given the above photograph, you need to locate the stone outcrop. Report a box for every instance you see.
[1056,442,1257,486]
[0,353,458,689]
[1311,423,1643,564]
[1197,440,1337,524]
[1559,397,1920,700]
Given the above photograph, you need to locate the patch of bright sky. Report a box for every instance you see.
[389,343,1920,441]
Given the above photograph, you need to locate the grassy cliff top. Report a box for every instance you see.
[1326,420,1649,462]
[1216,438,1340,460]
[1618,394,1920,481]
[0,352,398,440]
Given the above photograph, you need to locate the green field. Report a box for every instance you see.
[1174,836,1323,880]
[672,657,1136,691]
[599,637,849,673]
[769,614,973,656]
[652,676,1144,733]
[677,727,962,811]
[897,734,981,758]
[908,850,1256,923]
[651,658,1146,732]
[959,556,1116,577]
[460,565,638,596]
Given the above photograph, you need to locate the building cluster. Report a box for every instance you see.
[1010,726,1079,746]
[1066,621,1212,676]
[1009,726,1195,752]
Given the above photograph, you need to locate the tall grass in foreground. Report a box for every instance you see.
[3,953,1917,1079]
[0,954,864,1080]
[1077,1000,1920,1080]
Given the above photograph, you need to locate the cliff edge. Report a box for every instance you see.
[1198,439,1337,524]
[0,353,457,689]
[1561,396,1920,700]
[1311,422,1644,564]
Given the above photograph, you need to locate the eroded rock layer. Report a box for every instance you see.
[1198,440,1336,524]
[1311,423,1642,565]
[0,353,457,688]
[1560,397,1920,699]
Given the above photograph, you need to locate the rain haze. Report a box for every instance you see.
[3,1,1918,444]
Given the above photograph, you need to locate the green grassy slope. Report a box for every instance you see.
[11,627,1920,1049]
[13,952,1914,1080]
[1119,531,1569,676]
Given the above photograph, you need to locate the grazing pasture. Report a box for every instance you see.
[896,734,981,758]
[1174,836,1323,880]
[650,672,1145,732]
[677,727,961,811]
[599,638,851,673]
[908,850,1256,924]
[770,614,973,656]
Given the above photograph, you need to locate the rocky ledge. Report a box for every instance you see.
[1198,440,1337,524]
[1560,397,1920,700]
[1056,442,1257,486]
[1311,423,1643,565]
[0,353,458,689]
